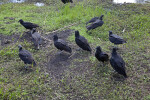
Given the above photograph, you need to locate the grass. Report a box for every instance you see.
[0,0,150,99]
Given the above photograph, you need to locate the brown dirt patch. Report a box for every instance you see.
[0,29,93,80]
[42,29,93,79]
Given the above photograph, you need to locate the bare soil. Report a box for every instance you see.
[0,29,93,80]
[43,30,93,80]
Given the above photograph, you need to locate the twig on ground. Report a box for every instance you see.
[45,22,79,34]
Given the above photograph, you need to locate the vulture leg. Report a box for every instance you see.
[69,51,76,58]
[37,44,40,50]
[24,64,28,70]
[112,70,116,73]
[57,50,63,55]
[114,45,118,48]
[76,48,81,51]
[102,63,105,67]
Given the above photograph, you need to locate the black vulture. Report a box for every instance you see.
[61,0,73,4]
[75,30,92,52]
[53,34,72,53]
[31,28,42,50]
[109,31,126,45]
[110,47,127,78]
[18,19,39,30]
[95,46,109,64]
[86,15,104,32]
[86,15,104,25]
[18,45,36,69]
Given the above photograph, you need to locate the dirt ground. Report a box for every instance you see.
[0,29,125,81]
[0,29,94,80]
[0,28,131,82]
[43,30,93,80]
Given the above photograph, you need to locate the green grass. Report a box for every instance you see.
[0,0,150,99]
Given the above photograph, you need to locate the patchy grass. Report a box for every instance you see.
[0,0,150,99]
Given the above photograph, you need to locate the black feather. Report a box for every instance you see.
[53,34,72,53]
[109,31,127,45]
[18,45,36,66]
[75,30,92,52]
[61,0,73,4]
[95,46,109,63]
[86,15,104,25]
[86,15,104,31]
[18,19,39,30]
[86,17,99,25]
[110,47,127,78]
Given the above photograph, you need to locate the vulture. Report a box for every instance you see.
[18,19,39,30]
[86,15,104,32]
[30,28,42,50]
[86,15,104,25]
[75,30,92,52]
[110,47,127,78]
[61,0,73,4]
[18,45,36,69]
[53,34,72,53]
[109,31,126,45]
[95,46,109,64]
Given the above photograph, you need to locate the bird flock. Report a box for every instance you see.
[17,0,128,78]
